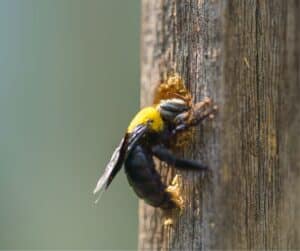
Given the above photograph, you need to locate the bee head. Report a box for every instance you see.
[157,98,190,124]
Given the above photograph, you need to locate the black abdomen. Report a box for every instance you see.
[124,145,173,209]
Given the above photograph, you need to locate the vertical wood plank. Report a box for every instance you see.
[139,0,299,249]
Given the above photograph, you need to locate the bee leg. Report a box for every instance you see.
[165,174,184,211]
[152,145,208,170]
[172,99,218,135]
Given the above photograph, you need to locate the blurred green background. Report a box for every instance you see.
[0,0,140,249]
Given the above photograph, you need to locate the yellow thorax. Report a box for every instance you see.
[127,106,164,134]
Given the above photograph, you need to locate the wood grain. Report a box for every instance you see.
[139,0,299,250]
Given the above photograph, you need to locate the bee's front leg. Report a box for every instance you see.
[172,97,218,135]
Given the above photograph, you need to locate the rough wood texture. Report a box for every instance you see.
[139,0,299,250]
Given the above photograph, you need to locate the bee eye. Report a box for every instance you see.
[159,98,189,113]
[158,98,190,122]
[174,112,189,124]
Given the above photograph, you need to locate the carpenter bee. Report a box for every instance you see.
[93,75,217,210]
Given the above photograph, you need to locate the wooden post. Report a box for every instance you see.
[139,0,299,250]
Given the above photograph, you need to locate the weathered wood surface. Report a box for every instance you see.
[139,0,299,250]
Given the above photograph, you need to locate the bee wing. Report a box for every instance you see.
[126,124,149,153]
[93,137,126,195]
[93,124,148,196]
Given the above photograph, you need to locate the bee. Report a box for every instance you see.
[93,74,217,210]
